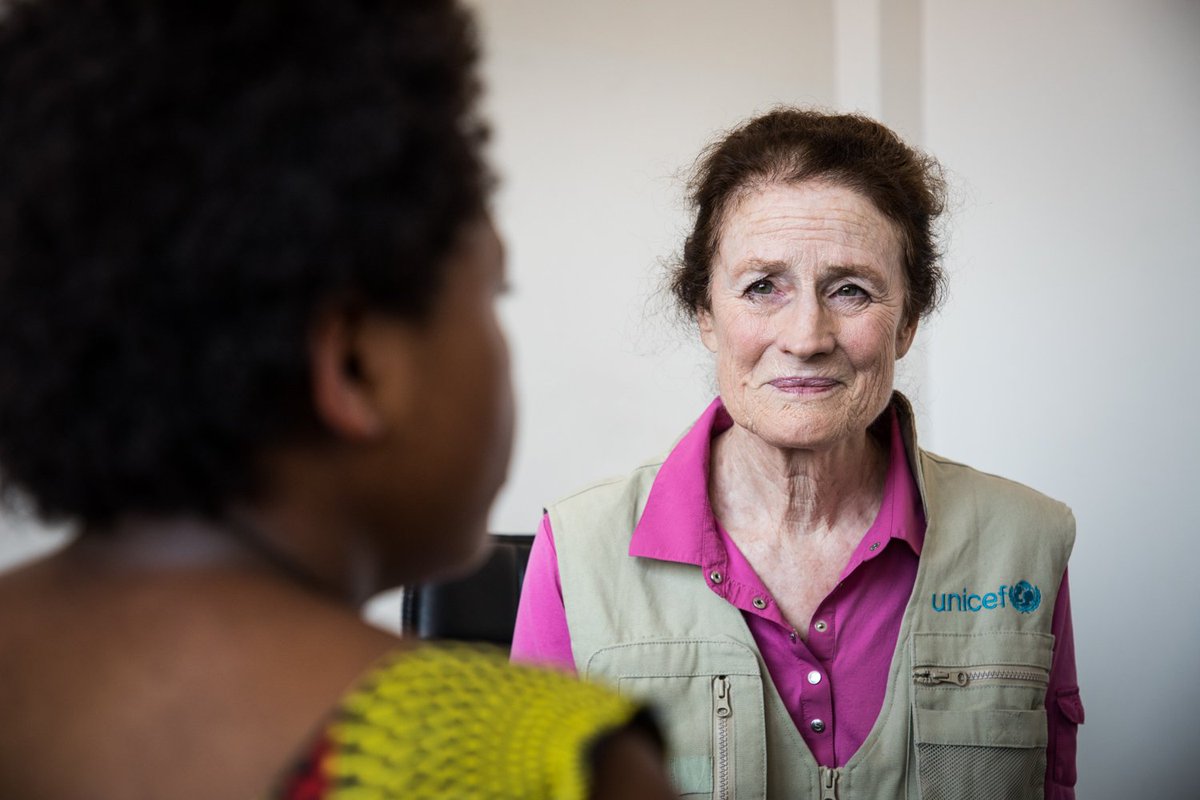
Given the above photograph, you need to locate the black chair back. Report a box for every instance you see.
[399,533,534,650]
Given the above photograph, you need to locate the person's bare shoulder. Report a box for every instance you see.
[0,555,401,800]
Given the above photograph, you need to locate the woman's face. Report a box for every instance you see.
[698,181,916,452]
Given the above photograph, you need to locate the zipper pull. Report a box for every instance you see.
[913,668,968,686]
[713,675,731,718]
[820,766,840,800]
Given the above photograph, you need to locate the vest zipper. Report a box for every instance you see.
[819,766,840,799]
[712,675,732,800]
[912,664,1049,687]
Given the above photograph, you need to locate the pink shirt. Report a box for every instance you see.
[512,398,1081,798]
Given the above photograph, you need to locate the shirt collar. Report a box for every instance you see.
[628,395,925,564]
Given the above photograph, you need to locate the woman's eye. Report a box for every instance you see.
[746,279,775,296]
[834,284,867,298]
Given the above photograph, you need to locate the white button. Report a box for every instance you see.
[807,670,822,685]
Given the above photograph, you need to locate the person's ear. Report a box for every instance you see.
[697,307,718,353]
[896,315,918,359]
[309,307,391,440]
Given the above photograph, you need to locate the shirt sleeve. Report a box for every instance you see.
[510,513,578,672]
[1045,568,1084,800]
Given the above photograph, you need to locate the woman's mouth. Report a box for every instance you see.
[768,376,841,394]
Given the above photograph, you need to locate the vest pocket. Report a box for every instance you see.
[913,708,1047,800]
[910,632,1054,800]
[618,672,760,798]
[589,640,766,800]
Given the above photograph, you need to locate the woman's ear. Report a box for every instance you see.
[896,316,919,359]
[309,308,388,440]
[697,308,718,353]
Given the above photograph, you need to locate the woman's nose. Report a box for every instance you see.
[777,294,835,358]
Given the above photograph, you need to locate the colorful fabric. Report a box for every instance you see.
[269,643,643,800]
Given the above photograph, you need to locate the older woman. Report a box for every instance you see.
[0,2,675,798]
[513,110,1082,799]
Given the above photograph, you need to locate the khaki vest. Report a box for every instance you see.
[551,398,1073,800]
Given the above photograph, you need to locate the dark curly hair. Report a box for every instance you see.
[0,0,490,525]
[672,108,947,324]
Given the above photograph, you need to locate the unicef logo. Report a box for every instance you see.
[1009,581,1042,614]
[931,581,1045,613]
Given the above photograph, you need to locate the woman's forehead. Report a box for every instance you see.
[715,181,902,267]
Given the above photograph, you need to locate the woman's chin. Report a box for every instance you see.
[739,409,855,453]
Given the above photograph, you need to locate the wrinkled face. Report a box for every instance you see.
[698,181,916,451]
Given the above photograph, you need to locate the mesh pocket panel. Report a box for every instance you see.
[917,742,1045,800]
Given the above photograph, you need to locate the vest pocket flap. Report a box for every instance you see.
[585,637,762,679]
[913,631,1054,670]
[915,708,1048,748]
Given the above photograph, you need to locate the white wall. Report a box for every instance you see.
[3,1,1197,795]
[920,1,1200,796]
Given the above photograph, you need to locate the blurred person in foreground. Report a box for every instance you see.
[513,109,1083,799]
[0,1,675,798]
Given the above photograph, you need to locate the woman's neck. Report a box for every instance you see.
[709,423,888,546]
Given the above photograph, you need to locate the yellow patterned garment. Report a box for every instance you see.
[266,643,646,800]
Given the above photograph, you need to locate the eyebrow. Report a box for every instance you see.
[736,258,789,273]
[735,258,887,284]
[821,264,886,283]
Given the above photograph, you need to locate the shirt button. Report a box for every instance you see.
[810,719,826,733]
[709,570,723,584]
[807,670,822,685]
[814,620,828,633]
[752,596,767,609]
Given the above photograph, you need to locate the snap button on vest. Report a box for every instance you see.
[709,570,723,584]
[752,596,767,609]
[807,670,822,685]
[814,619,828,632]
[810,719,826,733]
